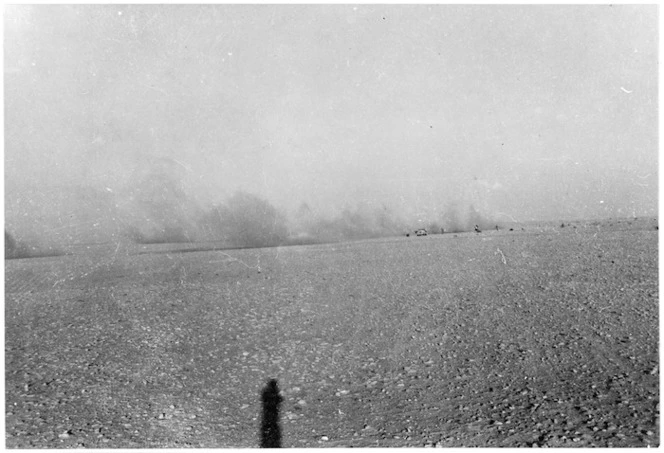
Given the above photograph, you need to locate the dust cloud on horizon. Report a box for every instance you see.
[4,182,499,254]
[5,5,658,254]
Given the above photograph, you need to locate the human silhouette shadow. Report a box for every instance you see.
[260,379,283,448]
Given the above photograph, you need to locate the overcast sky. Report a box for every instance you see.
[4,4,658,242]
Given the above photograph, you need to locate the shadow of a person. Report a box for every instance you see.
[260,379,283,448]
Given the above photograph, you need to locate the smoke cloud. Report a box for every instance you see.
[118,166,204,244]
[199,192,290,248]
[4,5,657,256]
[287,202,410,244]
[6,176,503,256]
[5,230,66,260]
[437,203,496,233]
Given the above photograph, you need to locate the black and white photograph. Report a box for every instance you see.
[4,4,658,448]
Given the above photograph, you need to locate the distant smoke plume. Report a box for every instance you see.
[426,221,443,234]
[466,204,495,230]
[438,203,495,233]
[200,191,289,248]
[119,166,204,244]
[7,174,500,255]
[288,203,409,244]
[5,230,18,258]
[439,202,464,233]
[124,224,191,244]
[5,230,65,259]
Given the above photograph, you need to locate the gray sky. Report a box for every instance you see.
[4,4,658,242]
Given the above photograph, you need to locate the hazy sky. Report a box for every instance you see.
[4,4,658,241]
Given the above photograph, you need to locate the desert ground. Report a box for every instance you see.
[5,217,659,447]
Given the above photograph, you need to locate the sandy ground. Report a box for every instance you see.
[5,217,659,447]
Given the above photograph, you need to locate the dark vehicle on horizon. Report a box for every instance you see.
[415,229,428,236]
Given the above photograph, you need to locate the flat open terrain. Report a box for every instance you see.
[5,218,659,447]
